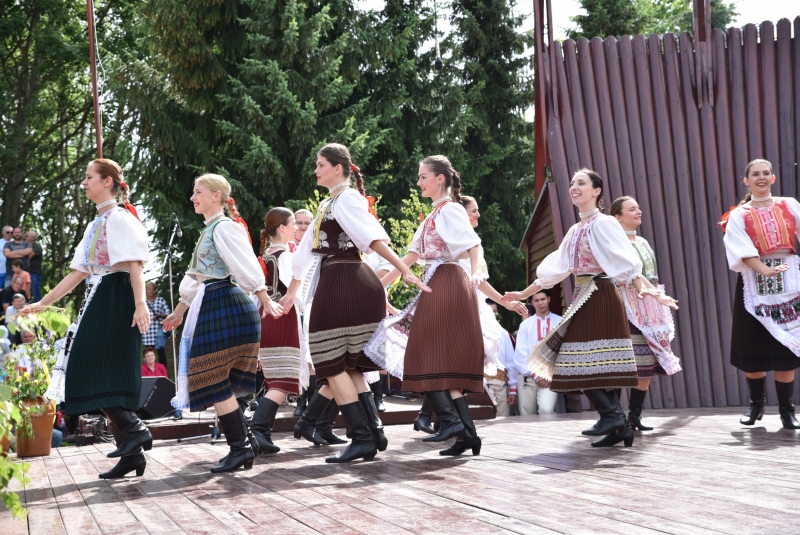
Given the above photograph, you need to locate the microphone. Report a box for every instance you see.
[172,213,183,238]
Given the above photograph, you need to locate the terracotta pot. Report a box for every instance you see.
[15,396,55,458]
[1,435,9,457]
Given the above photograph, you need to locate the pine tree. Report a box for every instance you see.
[567,0,652,39]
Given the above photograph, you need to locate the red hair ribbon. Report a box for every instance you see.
[419,213,425,223]
[227,197,252,244]
[119,181,128,189]
[366,195,378,220]
[228,197,235,205]
[718,206,736,232]
[350,164,360,174]
[123,202,142,223]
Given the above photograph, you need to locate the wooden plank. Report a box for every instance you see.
[577,37,609,181]
[776,18,796,200]
[759,21,781,199]
[605,36,638,202]
[562,39,593,168]
[44,454,101,535]
[21,457,66,535]
[743,24,764,160]
[555,39,583,178]
[590,36,621,202]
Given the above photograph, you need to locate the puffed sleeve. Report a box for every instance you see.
[68,230,90,273]
[292,225,315,280]
[178,275,201,306]
[334,190,390,252]
[534,225,576,289]
[278,250,294,288]
[588,216,643,286]
[435,203,481,258]
[784,197,800,239]
[213,222,267,294]
[106,210,149,265]
[723,208,758,272]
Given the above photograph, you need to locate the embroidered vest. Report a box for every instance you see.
[568,214,604,275]
[630,239,659,282]
[741,200,797,256]
[310,197,361,259]
[187,217,232,280]
[261,248,287,300]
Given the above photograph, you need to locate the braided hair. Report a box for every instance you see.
[318,143,365,196]
[420,155,462,203]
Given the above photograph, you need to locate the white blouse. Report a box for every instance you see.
[724,197,800,273]
[179,220,267,306]
[70,208,149,275]
[535,214,643,289]
[292,189,390,280]
[458,245,489,279]
[409,201,481,261]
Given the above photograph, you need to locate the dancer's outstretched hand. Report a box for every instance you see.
[18,303,45,317]
[162,311,184,331]
[763,263,790,278]
[403,271,431,292]
[502,300,527,317]
[501,291,525,303]
[638,287,678,309]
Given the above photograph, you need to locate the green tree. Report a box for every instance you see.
[567,0,652,40]
[647,0,738,34]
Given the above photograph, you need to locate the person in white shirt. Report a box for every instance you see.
[0,226,11,287]
[509,290,562,415]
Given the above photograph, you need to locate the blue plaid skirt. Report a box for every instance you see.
[187,279,260,412]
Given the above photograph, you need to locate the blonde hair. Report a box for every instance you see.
[195,173,240,220]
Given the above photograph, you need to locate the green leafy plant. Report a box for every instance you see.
[385,190,431,310]
[0,384,30,519]
[3,339,58,441]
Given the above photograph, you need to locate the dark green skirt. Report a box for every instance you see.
[64,272,142,415]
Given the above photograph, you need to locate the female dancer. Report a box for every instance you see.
[24,158,150,479]
[610,196,682,432]
[248,207,304,454]
[368,156,521,457]
[502,169,677,448]
[162,174,283,472]
[721,159,800,429]
[278,143,428,463]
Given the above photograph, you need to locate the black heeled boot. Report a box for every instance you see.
[99,449,146,479]
[103,407,153,458]
[776,380,800,429]
[325,401,377,463]
[581,389,625,436]
[250,398,281,454]
[413,398,436,434]
[628,388,654,431]
[591,419,635,447]
[740,376,767,425]
[294,375,315,417]
[440,396,482,456]
[422,391,465,443]
[358,392,388,452]
[211,410,255,473]
[372,375,387,412]
[293,391,331,446]
[317,398,348,445]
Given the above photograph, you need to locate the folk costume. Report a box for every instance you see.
[528,212,642,447]
[617,235,681,430]
[45,205,151,478]
[291,187,389,462]
[723,197,800,428]
[173,211,266,471]
[366,197,484,453]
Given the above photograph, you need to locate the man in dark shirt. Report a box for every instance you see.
[26,231,43,302]
[1,276,24,311]
[3,227,31,282]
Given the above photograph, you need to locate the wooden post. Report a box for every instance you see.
[532,0,549,196]
[692,0,713,107]
[86,0,103,158]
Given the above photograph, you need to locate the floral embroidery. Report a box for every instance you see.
[83,209,115,267]
[741,200,796,256]
[568,215,603,274]
[418,202,452,260]
[756,258,785,295]
[754,295,800,324]
[317,230,330,249]
[338,232,354,250]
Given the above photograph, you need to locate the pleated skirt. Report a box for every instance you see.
[629,323,665,378]
[187,280,260,412]
[259,306,301,395]
[403,264,484,393]
[308,258,383,381]
[550,278,639,392]
[731,274,800,372]
[65,272,141,415]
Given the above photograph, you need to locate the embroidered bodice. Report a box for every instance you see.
[310,197,361,259]
[262,248,288,300]
[409,201,481,262]
[568,214,604,275]
[70,207,149,275]
[741,200,797,255]
[187,217,232,280]
[630,238,659,283]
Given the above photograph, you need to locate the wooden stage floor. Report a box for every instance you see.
[3,406,799,534]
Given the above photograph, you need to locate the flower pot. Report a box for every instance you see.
[1,435,9,457]
[15,396,55,457]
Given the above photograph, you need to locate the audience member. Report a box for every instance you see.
[293,209,313,250]
[509,290,562,415]
[1,276,24,311]
[142,282,171,365]
[0,226,11,287]
[483,298,516,417]
[5,296,28,347]
[26,231,43,302]
[10,260,31,299]
[141,347,168,377]
[3,227,31,285]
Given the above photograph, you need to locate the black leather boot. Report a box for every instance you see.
[439,396,482,456]
[250,398,281,454]
[325,401,377,463]
[103,407,153,458]
[776,379,800,429]
[581,389,625,436]
[294,375,315,417]
[358,392,388,452]
[98,449,146,479]
[628,388,654,431]
[591,419,635,447]
[211,410,255,473]
[316,398,348,445]
[740,376,767,425]
[372,375,386,412]
[413,397,436,434]
[293,391,330,446]
[422,391,465,443]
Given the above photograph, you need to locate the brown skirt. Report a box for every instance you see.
[403,264,484,393]
[308,258,383,381]
[550,278,639,392]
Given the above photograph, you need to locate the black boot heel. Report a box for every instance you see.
[243,460,253,470]
[582,389,625,436]
[627,388,653,431]
[741,377,767,426]
[98,451,146,479]
[422,391,465,443]
[775,379,800,429]
[439,397,481,456]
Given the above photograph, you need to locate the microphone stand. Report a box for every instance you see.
[167,218,180,383]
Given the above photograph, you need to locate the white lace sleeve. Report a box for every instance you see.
[723,208,758,273]
[589,216,643,286]
[535,225,575,289]
[334,190,390,252]
[214,222,267,294]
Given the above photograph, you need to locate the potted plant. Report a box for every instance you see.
[0,382,29,519]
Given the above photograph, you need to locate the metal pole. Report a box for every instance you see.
[166,225,179,382]
[86,0,103,157]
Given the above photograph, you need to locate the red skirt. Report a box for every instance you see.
[259,306,301,395]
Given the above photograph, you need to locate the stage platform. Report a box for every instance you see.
[2,406,799,534]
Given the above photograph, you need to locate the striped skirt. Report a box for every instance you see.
[65,272,142,415]
[259,306,301,395]
[187,280,260,412]
[550,277,639,392]
[403,264,484,393]
[630,323,666,378]
[308,258,383,381]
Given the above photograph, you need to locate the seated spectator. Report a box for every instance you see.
[12,329,36,369]
[141,347,168,377]
[1,276,24,311]
[10,260,30,299]
[5,294,27,347]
